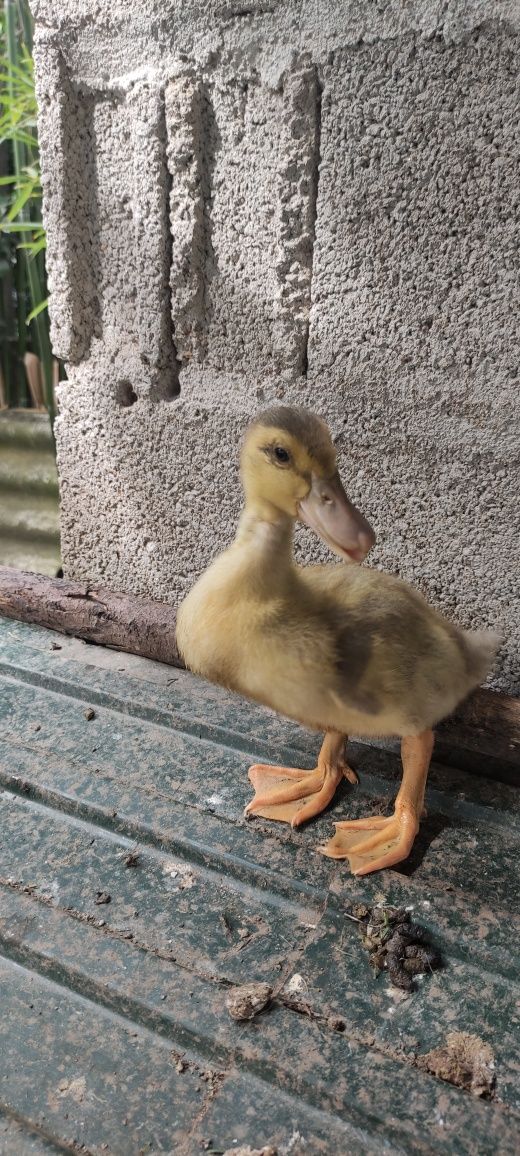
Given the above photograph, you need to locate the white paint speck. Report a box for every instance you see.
[285,973,306,994]
[283,1131,305,1155]
[162,861,195,889]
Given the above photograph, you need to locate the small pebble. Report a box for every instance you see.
[225,982,273,1021]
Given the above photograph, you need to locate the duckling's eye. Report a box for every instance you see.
[274,446,290,464]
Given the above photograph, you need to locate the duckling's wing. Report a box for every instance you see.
[302,563,500,730]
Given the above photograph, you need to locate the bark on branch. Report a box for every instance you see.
[0,565,180,666]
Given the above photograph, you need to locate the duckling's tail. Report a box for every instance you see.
[462,629,502,689]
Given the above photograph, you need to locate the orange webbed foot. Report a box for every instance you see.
[318,730,434,876]
[244,733,357,829]
[317,803,420,875]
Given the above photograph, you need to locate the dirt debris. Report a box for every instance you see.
[57,1076,86,1103]
[83,707,96,721]
[417,1031,495,1097]
[123,849,140,868]
[222,1148,277,1156]
[351,904,441,992]
[225,982,273,1021]
[94,890,111,905]
[220,912,234,941]
[223,973,348,1036]
[164,861,196,889]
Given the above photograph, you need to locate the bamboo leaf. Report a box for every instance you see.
[0,67,34,88]
[1,0,55,426]
[26,296,48,324]
[0,128,38,149]
[5,178,36,220]
[0,220,43,232]
[16,0,34,53]
[18,235,46,256]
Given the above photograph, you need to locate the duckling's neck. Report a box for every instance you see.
[234,500,294,585]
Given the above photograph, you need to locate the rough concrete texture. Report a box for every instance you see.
[31,2,520,693]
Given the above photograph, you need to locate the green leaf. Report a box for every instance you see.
[18,234,46,256]
[5,177,36,220]
[26,296,48,324]
[0,221,43,232]
[0,128,37,149]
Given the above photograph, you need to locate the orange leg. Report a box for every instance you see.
[318,729,434,875]
[245,731,358,829]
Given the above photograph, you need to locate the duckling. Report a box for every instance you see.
[176,407,499,875]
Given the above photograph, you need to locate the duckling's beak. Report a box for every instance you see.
[298,473,375,563]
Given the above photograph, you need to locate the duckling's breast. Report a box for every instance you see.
[176,564,241,688]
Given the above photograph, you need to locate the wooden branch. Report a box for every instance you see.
[0,565,180,666]
[437,687,520,756]
[0,565,518,774]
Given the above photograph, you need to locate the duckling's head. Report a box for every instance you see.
[241,406,375,563]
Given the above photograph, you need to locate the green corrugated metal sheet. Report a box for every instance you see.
[0,616,518,1155]
[0,414,60,577]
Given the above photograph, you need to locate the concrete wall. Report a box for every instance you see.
[32,1,519,694]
